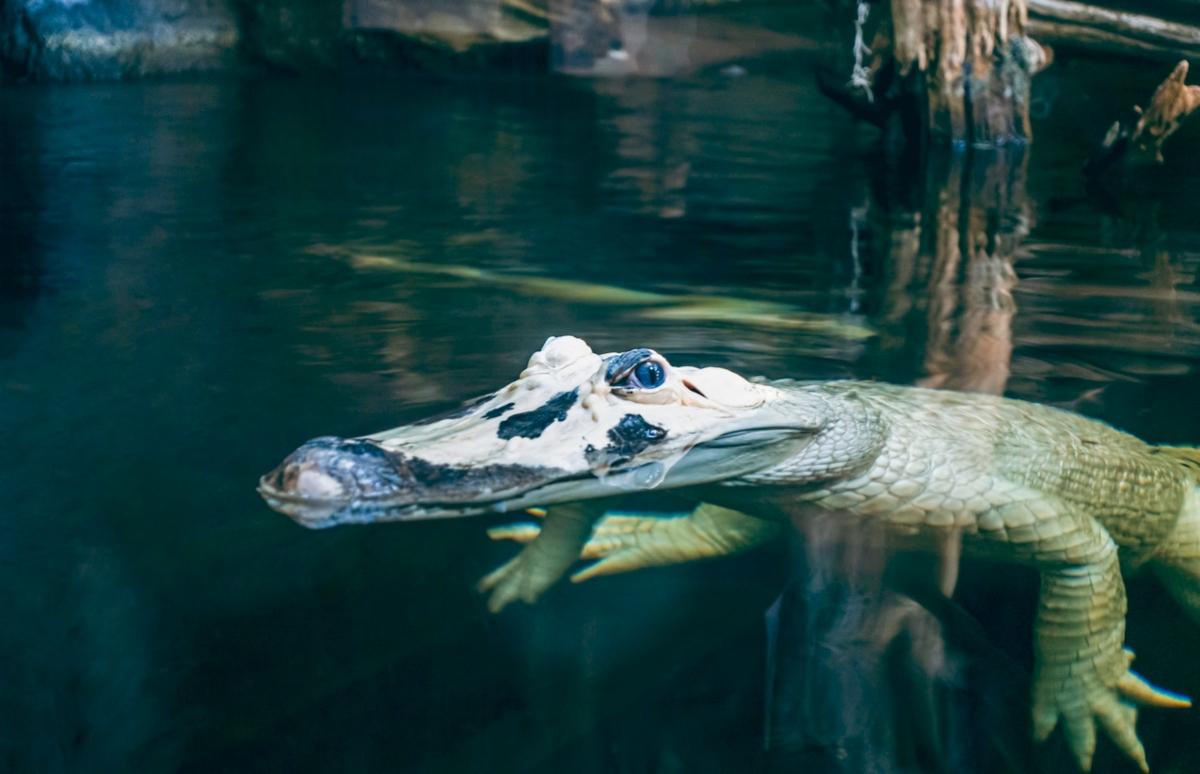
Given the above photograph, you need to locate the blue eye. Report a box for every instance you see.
[632,360,665,389]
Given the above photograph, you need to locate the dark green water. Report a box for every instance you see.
[2,59,1200,773]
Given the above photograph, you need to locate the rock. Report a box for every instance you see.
[0,0,238,80]
[0,0,550,79]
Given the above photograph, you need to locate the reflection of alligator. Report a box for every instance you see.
[260,336,1199,772]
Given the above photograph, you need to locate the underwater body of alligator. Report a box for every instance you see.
[259,335,1200,772]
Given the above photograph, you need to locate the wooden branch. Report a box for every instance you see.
[1086,60,1200,175]
[1132,60,1200,161]
[1027,0,1200,60]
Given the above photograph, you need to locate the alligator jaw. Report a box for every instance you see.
[257,434,571,528]
[256,474,494,528]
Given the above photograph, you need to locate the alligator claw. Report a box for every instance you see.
[1095,699,1145,773]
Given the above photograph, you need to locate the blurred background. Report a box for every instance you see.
[2,1,1200,773]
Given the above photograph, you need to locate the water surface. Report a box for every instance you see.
[2,59,1200,773]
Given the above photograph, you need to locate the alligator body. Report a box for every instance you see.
[259,336,1200,772]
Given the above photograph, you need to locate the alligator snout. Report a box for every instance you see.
[259,436,410,525]
[260,428,578,526]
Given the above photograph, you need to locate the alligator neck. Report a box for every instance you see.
[725,382,888,489]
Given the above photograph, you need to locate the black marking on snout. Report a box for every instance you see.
[484,402,515,419]
[396,455,555,498]
[585,413,667,468]
[497,389,578,440]
[605,348,654,383]
[266,435,564,513]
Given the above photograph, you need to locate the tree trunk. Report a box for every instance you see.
[831,1,1049,147]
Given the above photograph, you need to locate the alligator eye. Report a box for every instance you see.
[609,353,670,391]
[632,360,665,389]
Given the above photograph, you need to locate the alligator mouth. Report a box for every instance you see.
[697,426,810,449]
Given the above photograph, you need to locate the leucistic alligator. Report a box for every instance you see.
[259,336,1200,772]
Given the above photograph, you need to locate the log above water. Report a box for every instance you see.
[1027,0,1200,60]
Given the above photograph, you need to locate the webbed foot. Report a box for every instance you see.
[477,547,564,613]
[1023,511,1192,772]
[489,511,681,583]
[490,504,778,583]
[1032,648,1189,772]
[477,502,601,613]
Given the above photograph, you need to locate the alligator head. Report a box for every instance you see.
[259,336,819,528]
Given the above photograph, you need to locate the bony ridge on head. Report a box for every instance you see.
[521,335,601,382]
[538,335,593,367]
[580,374,611,422]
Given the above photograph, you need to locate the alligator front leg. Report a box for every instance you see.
[478,501,607,613]
[490,503,780,582]
[1012,507,1188,772]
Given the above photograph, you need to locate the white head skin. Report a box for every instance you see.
[259,336,819,527]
